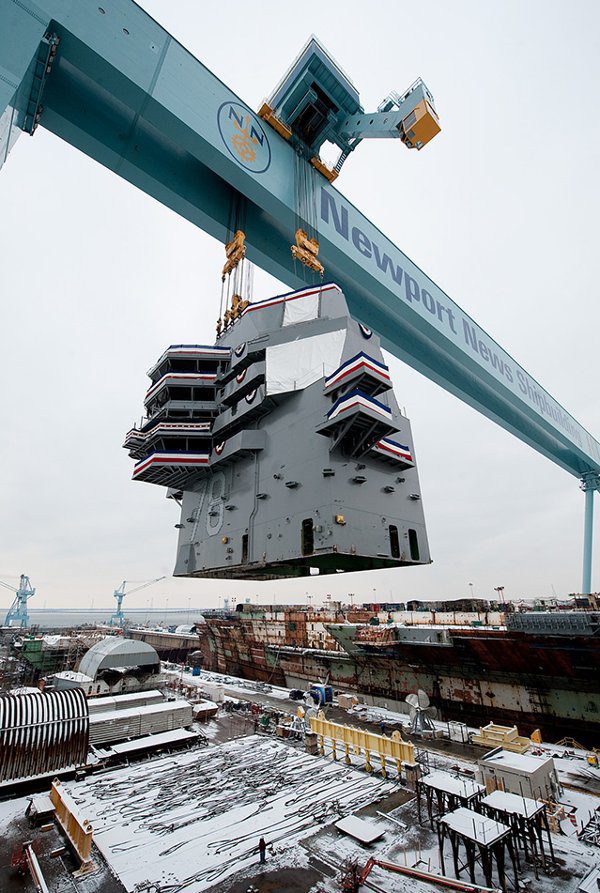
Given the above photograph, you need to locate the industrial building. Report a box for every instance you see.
[89,699,193,746]
[77,636,163,694]
[478,747,561,801]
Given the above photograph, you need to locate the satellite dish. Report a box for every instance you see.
[404,688,437,733]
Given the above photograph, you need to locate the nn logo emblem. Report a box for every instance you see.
[217,102,271,173]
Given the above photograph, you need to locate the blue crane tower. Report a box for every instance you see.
[1,575,35,628]
[0,3,599,590]
[109,576,166,628]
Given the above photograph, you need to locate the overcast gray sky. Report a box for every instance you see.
[1,0,599,611]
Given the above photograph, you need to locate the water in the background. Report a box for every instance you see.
[24,608,207,630]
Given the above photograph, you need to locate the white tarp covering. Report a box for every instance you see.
[266,330,345,395]
[282,290,320,327]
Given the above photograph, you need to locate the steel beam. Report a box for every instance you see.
[0,0,599,480]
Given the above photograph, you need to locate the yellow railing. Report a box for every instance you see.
[310,711,414,777]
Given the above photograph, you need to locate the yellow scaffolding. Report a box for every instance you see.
[310,711,414,778]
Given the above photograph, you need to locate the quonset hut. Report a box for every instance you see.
[77,637,162,694]
[0,688,89,782]
[125,283,430,579]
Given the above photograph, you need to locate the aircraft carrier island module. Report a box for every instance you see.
[124,283,430,579]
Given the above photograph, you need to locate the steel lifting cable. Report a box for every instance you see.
[205,773,377,854]
[209,814,313,856]
[218,279,225,334]
[293,151,305,284]
[224,191,248,316]
[285,778,356,806]
[283,766,350,805]
[173,816,320,890]
[78,739,395,878]
[75,741,390,893]
[309,160,326,298]
[117,771,279,836]
[144,800,276,841]
[157,802,269,857]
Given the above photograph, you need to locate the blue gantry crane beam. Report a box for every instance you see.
[1,0,599,590]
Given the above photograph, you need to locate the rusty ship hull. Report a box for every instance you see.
[126,628,204,664]
[198,607,600,745]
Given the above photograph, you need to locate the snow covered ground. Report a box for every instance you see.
[307,795,598,893]
[66,736,395,892]
[163,665,295,703]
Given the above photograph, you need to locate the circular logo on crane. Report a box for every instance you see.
[217,102,271,173]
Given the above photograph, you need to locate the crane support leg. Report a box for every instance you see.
[583,488,593,594]
[581,473,600,594]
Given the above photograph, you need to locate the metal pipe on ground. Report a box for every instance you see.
[360,857,501,892]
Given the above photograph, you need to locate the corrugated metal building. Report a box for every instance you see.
[87,690,165,715]
[0,688,89,782]
[89,700,193,745]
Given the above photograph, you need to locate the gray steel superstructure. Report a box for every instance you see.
[125,283,430,578]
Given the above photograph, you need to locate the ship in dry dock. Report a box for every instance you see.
[197,600,600,745]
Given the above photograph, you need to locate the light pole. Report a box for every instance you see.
[493,586,505,605]
[468,582,474,601]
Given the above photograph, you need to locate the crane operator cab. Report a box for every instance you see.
[399,97,441,150]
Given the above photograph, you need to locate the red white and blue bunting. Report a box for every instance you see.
[325,352,390,390]
[372,437,413,463]
[327,389,393,422]
[145,372,216,401]
[133,452,210,478]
